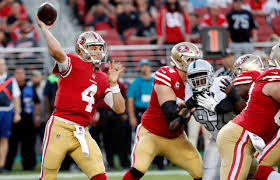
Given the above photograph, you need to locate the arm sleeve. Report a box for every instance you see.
[12,78,21,98]
[104,92,113,109]
[215,97,234,114]
[52,53,72,78]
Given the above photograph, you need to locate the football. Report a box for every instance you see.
[37,2,57,26]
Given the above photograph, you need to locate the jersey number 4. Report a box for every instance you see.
[82,84,97,113]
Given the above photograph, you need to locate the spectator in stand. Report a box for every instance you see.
[85,3,115,30]
[156,0,190,45]
[127,59,153,128]
[99,0,115,15]
[189,13,200,43]
[6,1,27,32]
[134,0,158,19]
[0,58,21,172]
[130,11,157,44]
[9,15,39,44]
[188,0,207,8]
[91,63,130,170]
[246,0,266,16]
[200,3,228,28]
[227,0,258,43]
[8,20,39,61]
[5,68,39,171]
[207,0,232,8]
[263,0,280,21]
[30,70,45,129]
[117,1,139,39]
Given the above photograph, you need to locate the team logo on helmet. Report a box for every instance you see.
[176,45,189,53]
[77,36,85,45]
[236,56,249,66]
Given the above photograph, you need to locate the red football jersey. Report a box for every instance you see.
[141,66,185,138]
[233,68,280,143]
[52,52,111,127]
[233,70,261,86]
[233,70,261,100]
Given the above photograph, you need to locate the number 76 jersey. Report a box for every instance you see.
[52,52,111,127]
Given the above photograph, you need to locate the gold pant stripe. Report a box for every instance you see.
[40,116,55,179]
[256,129,280,164]
[131,124,143,166]
[228,129,250,180]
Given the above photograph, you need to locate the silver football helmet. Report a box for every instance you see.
[187,59,214,92]
[75,31,108,65]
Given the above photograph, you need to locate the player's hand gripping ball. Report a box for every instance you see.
[37,2,57,25]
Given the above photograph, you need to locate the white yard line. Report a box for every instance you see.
[0,170,189,179]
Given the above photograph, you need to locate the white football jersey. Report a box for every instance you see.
[186,76,235,139]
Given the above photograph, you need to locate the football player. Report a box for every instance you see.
[252,43,280,180]
[122,42,203,180]
[36,15,125,180]
[217,54,264,115]
[183,59,235,180]
[216,61,280,179]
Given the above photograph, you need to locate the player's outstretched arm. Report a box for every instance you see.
[35,15,66,63]
[107,61,125,114]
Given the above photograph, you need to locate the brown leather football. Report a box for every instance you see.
[37,2,57,26]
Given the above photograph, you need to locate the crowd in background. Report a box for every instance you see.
[0,0,279,173]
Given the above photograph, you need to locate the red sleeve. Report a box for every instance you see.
[156,9,164,36]
[183,12,190,34]
[154,67,172,87]
[233,71,261,86]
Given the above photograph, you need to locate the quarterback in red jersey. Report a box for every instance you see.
[36,15,125,180]
[122,42,203,180]
[217,67,280,180]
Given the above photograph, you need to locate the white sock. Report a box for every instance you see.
[268,171,280,180]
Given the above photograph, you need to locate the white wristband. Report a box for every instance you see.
[110,84,120,94]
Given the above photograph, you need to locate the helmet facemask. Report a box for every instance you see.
[187,59,214,93]
[188,72,212,92]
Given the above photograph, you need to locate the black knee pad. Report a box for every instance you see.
[129,167,144,179]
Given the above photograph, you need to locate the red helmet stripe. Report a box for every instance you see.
[91,32,98,39]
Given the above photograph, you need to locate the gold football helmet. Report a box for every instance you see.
[233,54,264,75]
[75,31,108,65]
[170,42,201,72]
[269,43,280,68]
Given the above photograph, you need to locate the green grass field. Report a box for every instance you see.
[0,171,192,180]
[0,159,193,180]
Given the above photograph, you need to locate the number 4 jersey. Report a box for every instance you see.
[52,52,111,127]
